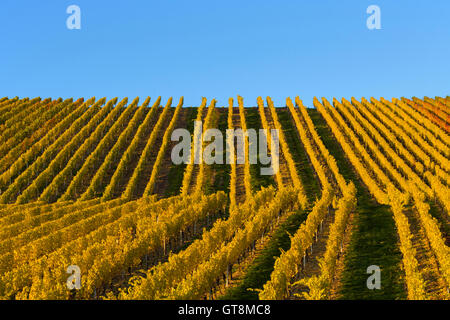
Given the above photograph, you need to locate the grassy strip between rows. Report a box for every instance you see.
[244,107,275,191]
[308,108,406,300]
[220,209,308,300]
[219,106,322,299]
[164,107,198,198]
[208,108,231,195]
[276,108,321,203]
[428,201,449,246]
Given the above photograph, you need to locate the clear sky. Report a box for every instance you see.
[1,0,449,107]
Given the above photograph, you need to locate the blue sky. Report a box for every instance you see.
[1,0,449,107]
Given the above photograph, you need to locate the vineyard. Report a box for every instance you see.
[0,95,448,300]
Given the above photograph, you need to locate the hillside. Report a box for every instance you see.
[0,95,448,300]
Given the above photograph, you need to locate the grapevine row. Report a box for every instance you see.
[237,96,253,199]
[294,97,347,192]
[38,98,132,202]
[0,99,93,193]
[166,187,298,299]
[119,187,275,299]
[256,97,283,188]
[398,97,450,144]
[180,98,207,196]
[267,97,305,195]
[81,98,160,200]
[144,97,184,196]
[194,99,217,195]
[227,98,238,208]
[120,98,174,200]
[366,98,450,178]
[315,98,389,203]
[0,98,82,176]
[0,98,70,160]
[0,98,103,203]
[335,98,432,198]
[9,193,227,299]
[15,98,120,203]
[60,97,151,201]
